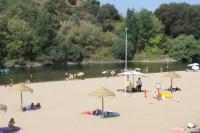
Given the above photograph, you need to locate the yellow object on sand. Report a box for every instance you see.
[160,91,173,98]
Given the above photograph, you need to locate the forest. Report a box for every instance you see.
[0,0,200,67]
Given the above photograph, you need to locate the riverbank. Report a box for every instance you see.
[81,58,177,64]
[22,58,177,67]
[0,71,200,133]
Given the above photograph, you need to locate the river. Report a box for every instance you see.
[0,61,187,85]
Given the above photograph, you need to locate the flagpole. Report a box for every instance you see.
[125,27,128,71]
[124,28,128,94]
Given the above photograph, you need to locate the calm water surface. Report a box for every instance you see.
[0,62,187,85]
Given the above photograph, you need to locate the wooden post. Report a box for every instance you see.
[20,92,23,110]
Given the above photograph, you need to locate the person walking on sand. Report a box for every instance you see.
[136,77,142,92]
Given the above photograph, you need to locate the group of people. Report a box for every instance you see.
[126,77,143,93]
[65,73,77,80]
[22,102,41,111]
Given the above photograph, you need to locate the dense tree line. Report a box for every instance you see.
[0,0,200,67]
[155,3,200,62]
[155,3,200,38]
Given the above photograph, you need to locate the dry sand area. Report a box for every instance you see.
[0,71,200,133]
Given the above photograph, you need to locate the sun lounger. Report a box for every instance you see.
[0,126,20,133]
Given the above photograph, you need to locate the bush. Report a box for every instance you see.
[111,38,134,60]
[67,45,83,63]
[165,35,200,62]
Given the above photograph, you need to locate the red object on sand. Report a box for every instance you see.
[82,111,94,115]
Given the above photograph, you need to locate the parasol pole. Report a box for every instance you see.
[170,77,173,94]
[102,97,104,117]
[20,91,23,110]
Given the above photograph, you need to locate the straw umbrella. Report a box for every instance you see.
[89,87,115,117]
[8,83,33,109]
[0,104,7,112]
[163,72,181,93]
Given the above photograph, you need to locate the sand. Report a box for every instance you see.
[0,71,200,133]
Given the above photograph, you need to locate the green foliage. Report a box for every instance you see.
[98,4,120,22]
[67,21,106,57]
[68,0,77,5]
[111,38,134,60]
[5,0,38,25]
[5,16,38,66]
[91,47,114,60]
[112,21,125,35]
[7,17,30,37]
[165,35,200,62]
[97,3,121,31]
[85,0,100,16]
[125,8,166,56]
[126,9,139,44]
[148,34,165,48]
[155,3,200,38]
[0,0,199,67]
[0,15,10,67]
[137,9,154,51]
[0,0,7,12]
[67,45,83,63]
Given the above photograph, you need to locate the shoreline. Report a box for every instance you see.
[14,58,178,68]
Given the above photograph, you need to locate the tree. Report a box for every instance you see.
[0,0,7,12]
[85,0,100,16]
[33,0,64,63]
[68,0,77,5]
[98,4,121,31]
[111,38,134,60]
[125,8,139,46]
[5,0,38,25]
[67,45,83,63]
[0,15,10,67]
[155,3,200,38]
[165,35,200,62]
[67,21,106,58]
[137,9,154,51]
[4,17,38,66]
[147,15,166,48]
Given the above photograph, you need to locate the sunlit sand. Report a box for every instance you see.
[0,71,200,133]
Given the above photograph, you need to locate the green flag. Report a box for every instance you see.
[120,28,127,37]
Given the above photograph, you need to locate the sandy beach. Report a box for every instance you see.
[0,71,200,133]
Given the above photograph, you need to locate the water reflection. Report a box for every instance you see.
[0,62,186,85]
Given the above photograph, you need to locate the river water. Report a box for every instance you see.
[0,62,187,85]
